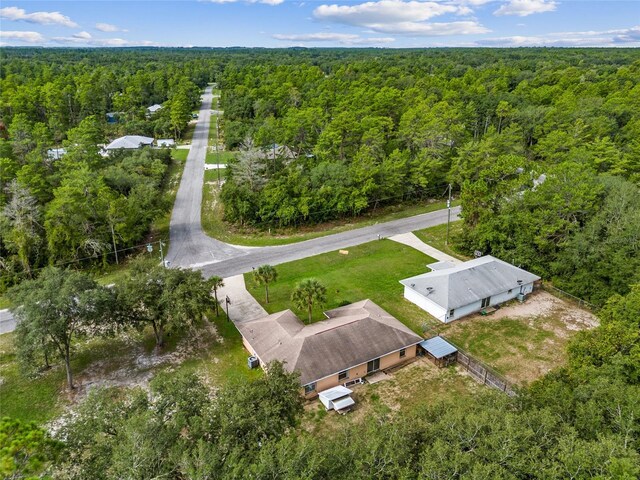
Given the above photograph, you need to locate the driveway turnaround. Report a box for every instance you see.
[166,87,246,268]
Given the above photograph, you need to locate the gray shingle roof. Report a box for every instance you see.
[237,299,422,386]
[400,255,540,310]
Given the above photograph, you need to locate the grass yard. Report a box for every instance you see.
[303,359,481,433]
[202,197,454,247]
[205,149,235,164]
[413,220,469,261]
[435,291,599,385]
[245,239,439,332]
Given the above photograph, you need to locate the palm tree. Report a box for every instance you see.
[209,276,224,316]
[291,279,327,324]
[253,265,278,304]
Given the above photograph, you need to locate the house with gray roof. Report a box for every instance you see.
[400,256,540,323]
[237,299,423,396]
[104,135,154,151]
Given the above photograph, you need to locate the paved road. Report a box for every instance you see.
[166,86,246,268]
[199,206,461,279]
[0,309,16,335]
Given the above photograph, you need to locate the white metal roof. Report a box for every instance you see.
[400,256,540,310]
[318,385,353,401]
[147,104,163,113]
[105,135,154,150]
[332,396,355,410]
[419,337,457,359]
[156,139,175,147]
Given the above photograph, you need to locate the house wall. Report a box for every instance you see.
[403,287,447,322]
[447,281,535,321]
[303,344,418,398]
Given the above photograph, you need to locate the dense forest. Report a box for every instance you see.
[2,48,639,304]
[1,47,639,479]
[0,49,208,289]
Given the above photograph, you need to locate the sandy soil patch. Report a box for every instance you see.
[72,321,220,399]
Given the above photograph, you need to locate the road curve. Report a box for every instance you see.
[199,206,461,279]
[166,86,245,268]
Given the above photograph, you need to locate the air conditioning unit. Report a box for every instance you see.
[516,293,526,303]
[247,356,259,369]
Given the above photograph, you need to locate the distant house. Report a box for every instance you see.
[104,135,154,151]
[46,147,67,160]
[146,104,163,116]
[400,256,540,323]
[259,144,297,161]
[106,112,120,124]
[155,138,175,148]
[237,299,423,397]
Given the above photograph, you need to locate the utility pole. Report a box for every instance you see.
[159,240,165,267]
[215,116,221,185]
[110,223,119,264]
[446,184,452,245]
[225,295,231,321]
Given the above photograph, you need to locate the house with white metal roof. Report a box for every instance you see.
[104,135,154,151]
[237,299,423,397]
[400,256,540,323]
[146,104,163,115]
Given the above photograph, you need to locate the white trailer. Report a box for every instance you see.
[318,386,355,413]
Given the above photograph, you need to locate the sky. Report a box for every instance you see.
[0,1,638,48]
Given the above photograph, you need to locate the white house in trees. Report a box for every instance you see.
[400,256,540,323]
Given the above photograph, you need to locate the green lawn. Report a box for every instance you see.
[413,220,469,261]
[205,150,234,165]
[244,239,439,333]
[202,197,454,247]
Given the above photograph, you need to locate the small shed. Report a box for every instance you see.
[156,138,175,148]
[419,336,458,367]
[318,386,355,413]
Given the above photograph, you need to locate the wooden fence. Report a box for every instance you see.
[455,347,516,396]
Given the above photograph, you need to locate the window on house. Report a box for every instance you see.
[338,370,349,381]
[449,308,455,318]
[399,348,406,358]
[367,358,380,373]
[481,296,491,308]
[304,382,316,394]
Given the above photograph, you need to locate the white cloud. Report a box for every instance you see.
[494,0,556,17]
[315,1,458,24]
[95,22,127,33]
[273,32,395,45]
[51,34,159,47]
[0,6,78,27]
[73,31,93,40]
[207,0,284,4]
[313,0,489,36]
[0,30,45,43]
[476,25,640,47]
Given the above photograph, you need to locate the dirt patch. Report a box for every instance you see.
[491,290,598,329]
[72,321,220,400]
